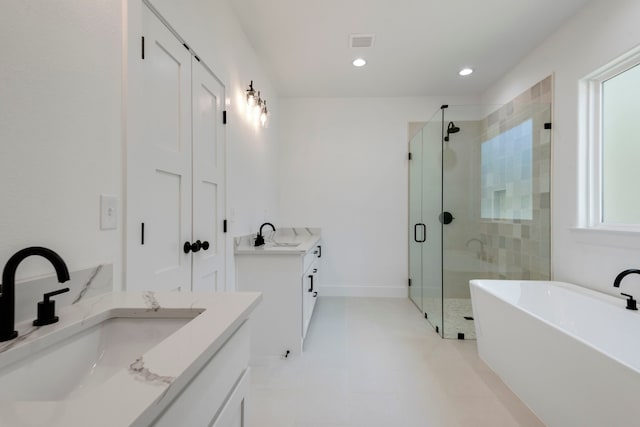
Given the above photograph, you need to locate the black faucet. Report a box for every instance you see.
[613,269,640,310]
[255,223,276,247]
[0,247,70,342]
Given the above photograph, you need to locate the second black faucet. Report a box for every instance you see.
[255,223,276,247]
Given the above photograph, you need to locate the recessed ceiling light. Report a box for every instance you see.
[352,58,367,67]
[459,68,473,76]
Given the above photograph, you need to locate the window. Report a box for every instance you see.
[586,50,640,228]
[481,119,533,220]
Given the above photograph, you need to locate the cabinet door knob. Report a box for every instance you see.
[313,268,318,273]
[201,241,210,251]
[192,240,202,252]
[313,291,318,298]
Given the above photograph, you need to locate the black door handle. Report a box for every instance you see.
[308,275,314,292]
[414,223,426,243]
[201,240,210,251]
[184,241,202,254]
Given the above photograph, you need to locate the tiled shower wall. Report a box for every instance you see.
[477,76,552,280]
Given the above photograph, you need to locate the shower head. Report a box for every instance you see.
[444,121,461,142]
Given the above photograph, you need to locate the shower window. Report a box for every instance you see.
[480,119,533,220]
[586,50,640,228]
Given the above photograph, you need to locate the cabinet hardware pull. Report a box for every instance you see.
[308,275,314,292]
[201,240,210,251]
[313,268,318,273]
[313,291,318,298]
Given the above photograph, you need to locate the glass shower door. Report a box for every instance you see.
[409,118,443,336]
[420,120,443,335]
[408,131,423,311]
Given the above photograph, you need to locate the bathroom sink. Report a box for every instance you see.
[0,315,192,401]
[268,242,301,248]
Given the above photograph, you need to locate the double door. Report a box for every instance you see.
[127,4,226,292]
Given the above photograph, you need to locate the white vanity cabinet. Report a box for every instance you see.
[236,236,323,361]
[302,258,319,339]
[151,322,251,427]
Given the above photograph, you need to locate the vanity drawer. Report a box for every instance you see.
[151,321,250,427]
[303,244,321,272]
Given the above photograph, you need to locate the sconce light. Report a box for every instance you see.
[246,80,256,108]
[245,81,269,127]
[260,100,268,127]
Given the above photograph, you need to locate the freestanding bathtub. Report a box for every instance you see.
[470,279,640,427]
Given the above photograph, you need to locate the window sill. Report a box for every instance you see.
[569,227,640,250]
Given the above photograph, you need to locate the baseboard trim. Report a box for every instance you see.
[318,285,407,298]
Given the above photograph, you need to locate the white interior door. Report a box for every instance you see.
[127,4,192,291]
[191,61,226,292]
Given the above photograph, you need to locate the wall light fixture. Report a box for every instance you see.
[245,81,269,127]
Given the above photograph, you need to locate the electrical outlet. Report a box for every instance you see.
[100,194,118,230]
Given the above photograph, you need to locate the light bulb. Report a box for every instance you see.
[352,58,366,67]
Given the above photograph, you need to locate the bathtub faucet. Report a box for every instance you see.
[613,269,640,311]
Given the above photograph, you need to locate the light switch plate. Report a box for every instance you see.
[100,194,118,230]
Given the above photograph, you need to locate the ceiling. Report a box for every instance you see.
[230,0,592,97]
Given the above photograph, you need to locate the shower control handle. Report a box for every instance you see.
[439,212,455,225]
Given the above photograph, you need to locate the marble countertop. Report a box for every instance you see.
[234,227,321,255]
[0,291,261,427]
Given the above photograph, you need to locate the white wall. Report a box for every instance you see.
[482,0,640,295]
[1,0,279,291]
[279,96,478,297]
[0,1,123,282]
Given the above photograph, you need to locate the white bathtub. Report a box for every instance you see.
[470,279,640,427]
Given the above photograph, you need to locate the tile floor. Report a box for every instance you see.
[442,298,476,339]
[249,297,544,427]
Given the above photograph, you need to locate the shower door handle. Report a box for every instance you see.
[414,223,427,243]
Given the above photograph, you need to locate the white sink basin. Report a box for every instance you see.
[266,242,301,248]
[0,316,191,401]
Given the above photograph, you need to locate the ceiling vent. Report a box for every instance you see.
[350,34,375,48]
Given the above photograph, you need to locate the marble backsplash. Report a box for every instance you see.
[13,264,113,324]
